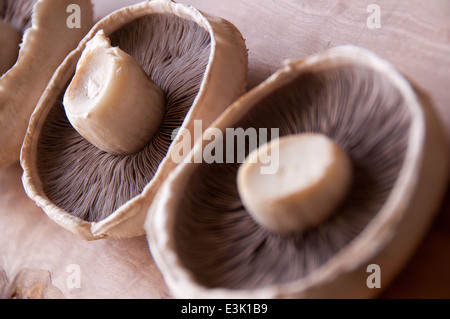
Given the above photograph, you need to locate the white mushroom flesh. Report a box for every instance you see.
[238,133,352,234]
[63,30,166,155]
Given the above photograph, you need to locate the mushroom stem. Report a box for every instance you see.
[63,30,166,155]
[237,133,353,235]
[0,20,22,75]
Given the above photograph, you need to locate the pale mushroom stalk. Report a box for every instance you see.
[0,20,21,75]
[237,133,353,235]
[63,30,166,155]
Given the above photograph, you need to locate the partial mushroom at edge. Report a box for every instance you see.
[0,0,94,168]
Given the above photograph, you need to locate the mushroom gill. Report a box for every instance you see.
[0,0,35,31]
[171,64,412,289]
[36,14,212,222]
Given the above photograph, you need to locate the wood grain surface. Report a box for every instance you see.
[1,0,449,299]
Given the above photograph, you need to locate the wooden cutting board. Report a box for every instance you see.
[1,0,449,298]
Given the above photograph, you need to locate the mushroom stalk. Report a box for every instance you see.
[0,20,22,75]
[237,133,352,234]
[63,30,165,155]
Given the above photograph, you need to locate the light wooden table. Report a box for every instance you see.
[1,0,449,298]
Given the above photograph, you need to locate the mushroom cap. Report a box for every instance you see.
[21,0,248,240]
[145,45,449,298]
[0,0,94,168]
